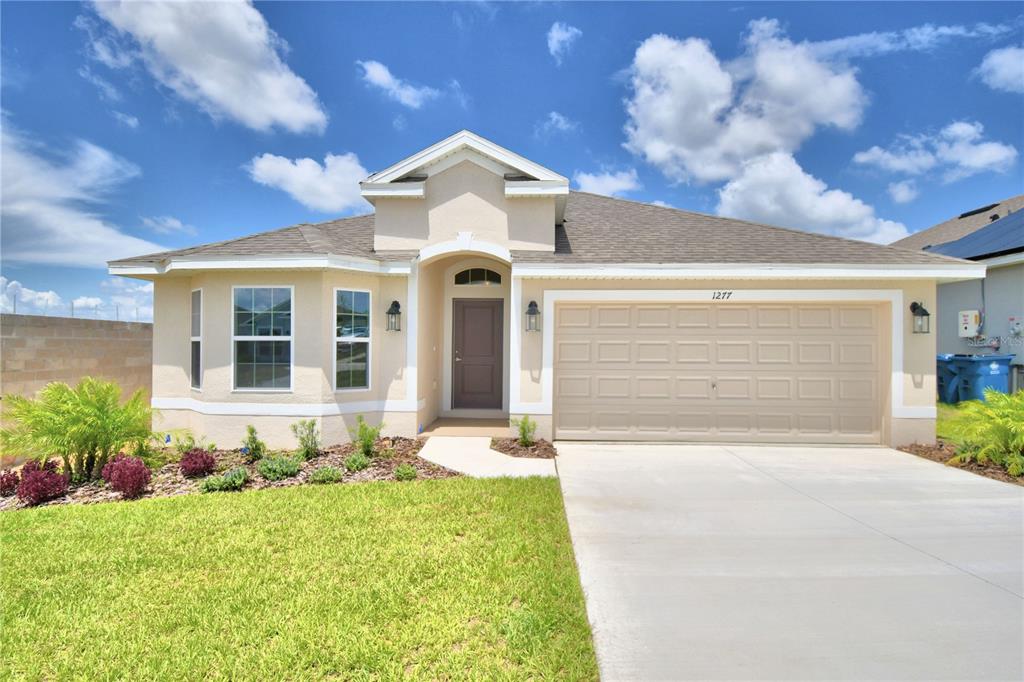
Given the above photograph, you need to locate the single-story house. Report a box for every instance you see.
[892,197,1023,389]
[109,131,985,448]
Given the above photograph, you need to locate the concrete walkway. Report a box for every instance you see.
[558,443,1024,681]
[418,436,556,477]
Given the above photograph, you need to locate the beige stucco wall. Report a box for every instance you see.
[374,161,555,252]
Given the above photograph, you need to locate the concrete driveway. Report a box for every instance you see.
[556,444,1023,681]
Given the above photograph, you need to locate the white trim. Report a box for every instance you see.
[231,285,294,393]
[418,232,512,264]
[511,263,986,281]
[508,288,931,423]
[333,287,372,393]
[981,252,1024,269]
[152,396,424,416]
[504,180,569,198]
[406,263,418,410]
[190,288,203,391]
[359,181,425,199]
[421,147,515,179]
[109,255,411,277]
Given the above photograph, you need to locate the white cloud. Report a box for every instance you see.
[811,21,1015,60]
[573,168,641,197]
[141,215,196,236]
[547,22,582,65]
[73,296,104,309]
[887,180,918,204]
[78,65,122,101]
[248,151,370,213]
[854,120,1017,182]
[624,20,867,184]
[717,152,908,244]
[1,122,166,268]
[84,0,326,134]
[356,60,441,109]
[392,114,407,132]
[1,277,63,315]
[448,79,471,109]
[100,277,154,321]
[651,200,674,208]
[976,46,1024,94]
[111,111,139,129]
[535,111,579,137]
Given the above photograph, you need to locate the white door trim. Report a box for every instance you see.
[509,288,932,420]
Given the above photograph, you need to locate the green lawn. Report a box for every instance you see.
[936,401,972,443]
[1,478,597,681]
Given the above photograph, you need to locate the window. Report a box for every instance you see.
[454,268,501,286]
[335,289,370,390]
[190,289,202,389]
[233,287,292,390]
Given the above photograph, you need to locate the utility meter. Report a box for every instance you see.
[959,310,981,337]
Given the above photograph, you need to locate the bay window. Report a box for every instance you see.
[233,286,292,390]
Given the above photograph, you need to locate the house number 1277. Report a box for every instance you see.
[711,291,733,300]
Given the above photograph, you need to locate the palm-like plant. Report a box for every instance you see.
[1,378,153,483]
[946,389,1024,476]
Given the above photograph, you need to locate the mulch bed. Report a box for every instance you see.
[0,437,459,511]
[898,439,1023,487]
[490,438,558,459]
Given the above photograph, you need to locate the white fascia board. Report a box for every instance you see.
[510,262,987,280]
[359,181,425,202]
[504,180,569,198]
[981,252,1024,269]
[366,130,567,184]
[109,255,411,277]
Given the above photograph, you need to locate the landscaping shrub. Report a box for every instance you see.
[0,377,152,483]
[350,416,382,458]
[291,419,321,460]
[170,430,216,456]
[258,456,301,482]
[947,389,1024,476]
[344,452,370,473]
[511,416,537,447]
[394,463,418,481]
[101,454,151,500]
[200,467,249,493]
[241,425,267,463]
[16,460,68,506]
[179,449,216,478]
[309,466,344,484]
[0,470,20,497]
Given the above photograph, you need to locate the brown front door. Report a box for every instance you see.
[452,298,503,409]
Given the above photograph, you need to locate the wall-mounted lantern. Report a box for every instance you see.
[386,300,401,332]
[525,300,541,333]
[910,302,930,334]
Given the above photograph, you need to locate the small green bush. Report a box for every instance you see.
[344,452,370,473]
[947,389,1024,476]
[290,419,321,460]
[170,430,217,456]
[241,425,267,463]
[394,463,417,481]
[200,467,249,493]
[511,416,537,447]
[350,415,382,458]
[309,466,344,484]
[257,456,301,482]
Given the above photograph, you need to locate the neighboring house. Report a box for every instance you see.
[109,131,983,448]
[893,201,1024,380]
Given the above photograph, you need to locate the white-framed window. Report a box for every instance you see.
[454,267,501,286]
[232,286,293,391]
[335,288,370,391]
[190,289,202,390]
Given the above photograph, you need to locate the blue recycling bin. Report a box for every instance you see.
[954,354,1016,402]
[936,354,959,404]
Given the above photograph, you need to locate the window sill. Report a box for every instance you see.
[334,387,372,394]
[231,389,294,394]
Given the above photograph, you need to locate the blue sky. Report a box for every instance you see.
[2,1,1022,320]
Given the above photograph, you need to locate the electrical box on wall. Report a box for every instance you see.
[1010,317,1023,337]
[959,310,981,337]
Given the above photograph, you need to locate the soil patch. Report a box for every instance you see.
[490,438,557,459]
[899,439,1023,487]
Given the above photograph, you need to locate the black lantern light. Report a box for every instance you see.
[386,300,401,332]
[525,300,541,332]
[910,301,930,334]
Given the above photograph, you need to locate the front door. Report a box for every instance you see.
[452,298,503,409]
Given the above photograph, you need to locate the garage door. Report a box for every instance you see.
[554,302,887,444]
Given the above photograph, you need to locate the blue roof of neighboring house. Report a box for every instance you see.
[924,209,1024,260]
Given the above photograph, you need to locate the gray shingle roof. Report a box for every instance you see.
[111,192,968,268]
[892,194,1024,251]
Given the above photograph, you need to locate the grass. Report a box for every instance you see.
[936,401,973,444]
[1,478,597,681]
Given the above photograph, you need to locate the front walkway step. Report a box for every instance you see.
[418,436,556,478]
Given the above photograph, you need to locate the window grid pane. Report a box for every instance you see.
[191,291,202,337]
[190,340,201,389]
[336,341,369,389]
[235,341,291,389]
[233,287,292,390]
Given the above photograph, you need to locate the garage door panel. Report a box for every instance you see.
[555,302,885,444]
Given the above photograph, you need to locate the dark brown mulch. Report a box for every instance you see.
[898,439,1023,487]
[0,437,460,511]
[490,437,557,459]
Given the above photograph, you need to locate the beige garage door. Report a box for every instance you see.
[554,302,887,444]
